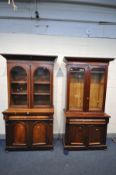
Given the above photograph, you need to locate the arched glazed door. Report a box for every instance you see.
[9,64,30,107]
[32,65,52,107]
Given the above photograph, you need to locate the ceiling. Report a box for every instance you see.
[1,0,116,8]
[0,0,116,38]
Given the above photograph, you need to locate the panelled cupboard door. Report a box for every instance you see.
[8,63,30,108]
[31,64,53,108]
[6,119,53,149]
[64,120,107,148]
[6,121,28,148]
[88,125,106,146]
[30,121,53,147]
[32,122,47,146]
[67,64,107,112]
[65,124,86,146]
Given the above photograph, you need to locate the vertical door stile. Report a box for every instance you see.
[102,65,108,111]
[84,65,90,112]
[29,63,32,108]
[67,65,70,111]
[50,65,53,107]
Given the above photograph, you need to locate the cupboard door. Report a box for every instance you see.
[89,66,106,111]
[31,120,53,147]
[6,121,28,148]
[31,65,52,107]
[88,125,106,146]
[65,124,85,146]
[8,64,30,108]
[68,66,86,111]
[32,122,47,146]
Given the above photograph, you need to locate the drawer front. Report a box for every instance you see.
[5,115,52,121]
[67,119,107,125]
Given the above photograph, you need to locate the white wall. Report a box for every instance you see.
[0,2,116,38]
[0,33,116,135]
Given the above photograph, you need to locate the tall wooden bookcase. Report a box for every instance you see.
[2,54,56,151]
[64,57,114,150]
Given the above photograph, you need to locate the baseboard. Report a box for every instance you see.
[107,133,116,138]
[0,134,5,139]
[54,134,64,140]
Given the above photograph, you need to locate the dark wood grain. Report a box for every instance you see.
[3,55,55,151]
[64,57,113,150]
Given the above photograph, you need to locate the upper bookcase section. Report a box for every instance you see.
[2,54,57,109]
[64,57,114,112]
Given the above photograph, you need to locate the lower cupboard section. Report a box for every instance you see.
[5,118,53,150]
[64,118,109,150]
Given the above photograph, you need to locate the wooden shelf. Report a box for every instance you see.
[10,105,28,108]
[34,93,50,95]
[11,81,27,84]
[33,104,51,108]
[91,71,104,74]
[11,92,27,95]
[34,81,50,84]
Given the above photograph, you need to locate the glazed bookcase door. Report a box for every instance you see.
[68,66,86,111]
[9,64,30,108]
[89,66,106,112]
[32,65,52,107]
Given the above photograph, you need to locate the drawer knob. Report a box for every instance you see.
[27,112,30,115]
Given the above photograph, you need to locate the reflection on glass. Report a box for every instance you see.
[11,66,27,81]
[11,95,27,105]
[34,67,50,106]
[89,68,105,111]
[34,84,50,94]
[11,83,27,94]
[10,66,27,106]
[34,67,50,82]
[69,68,84,111]
[34,95,50,106]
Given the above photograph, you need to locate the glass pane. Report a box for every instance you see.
[11,66,27,81]
[10,66,27,106]
[69,68,85,111]
[34,67,50,106]
[11,83,27,94]
[34,84,50,94]
[34,95,50,106]
[34,67,50,82]
[89,68,105,111]
[11,95,27,106]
